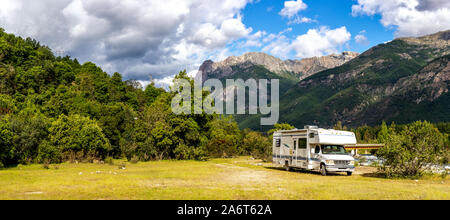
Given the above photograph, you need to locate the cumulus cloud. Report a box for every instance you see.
[262,34,293,59]
[352,0,450,37]
[355,30,370,45]
[279,0,307,18]
[291,26,351,58]
[262,26,351,59]
[416,0,450,11]
[0,0,253,84]
[279,0,314,25]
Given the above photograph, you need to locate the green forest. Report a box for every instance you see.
[0,28,449,178]
[0,28,279,167]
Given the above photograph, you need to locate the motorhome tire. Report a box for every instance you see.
[320,164,327,176]
[285,161,290,171]
[347,172,352,176]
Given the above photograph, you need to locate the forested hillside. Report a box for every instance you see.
[222,30,450,130]
[0,29,256,167]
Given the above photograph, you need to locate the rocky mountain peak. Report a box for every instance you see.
[399,29,450,48]
[197,51,359,82]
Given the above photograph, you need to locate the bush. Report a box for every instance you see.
[205,116,241,158]
[0,116,13,167]
[243,131,272,162]
[37,140,61,164]
[376,121,448,178]
[130,155,139,164]
[105,156,114,165]
[8,109,51,164]
[174,143,208,161]
[48,114,111,160]
[42,160,50,169]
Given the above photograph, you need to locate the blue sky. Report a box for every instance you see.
[0,0,449,87]
[234,0,394,57]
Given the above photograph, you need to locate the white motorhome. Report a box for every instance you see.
[273,126,356,176]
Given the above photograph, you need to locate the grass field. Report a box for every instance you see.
[0,157,448,200]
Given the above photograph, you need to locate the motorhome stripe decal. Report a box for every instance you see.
[272,155,320,162]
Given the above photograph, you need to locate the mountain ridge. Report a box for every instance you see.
[198,30,450,130]
[197,51,359,83]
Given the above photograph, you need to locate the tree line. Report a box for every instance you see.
[0,29,275,167]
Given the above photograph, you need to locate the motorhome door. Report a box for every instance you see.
[297,138,307,167]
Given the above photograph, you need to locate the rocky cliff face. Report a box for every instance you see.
[197,51,359,82]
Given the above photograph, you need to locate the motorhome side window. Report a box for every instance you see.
[298,139,307,149]
[275,139,280,147]
[309,133,315,138]
[293,140,297,150]
[315,146,320,154]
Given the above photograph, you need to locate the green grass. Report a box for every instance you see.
[0,157,448,200]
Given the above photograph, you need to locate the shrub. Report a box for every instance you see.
[37,140,61,164]
[0,116,13,167]
[42,160,50,169]
[8,109,51,165]
[48,114,111,160]
[243,131,272,162]
[205,116,241,158]
[174,143,208,161]
[105,156,114,165]
[376,121,447,178]
[130,155,139,164]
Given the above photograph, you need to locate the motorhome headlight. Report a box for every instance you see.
[326,160,335,165]
[349,160,355,166]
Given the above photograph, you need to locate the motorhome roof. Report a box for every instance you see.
[274,128,357,145]
[275,128,341,133]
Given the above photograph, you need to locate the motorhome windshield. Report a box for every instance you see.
[321,145,347,155]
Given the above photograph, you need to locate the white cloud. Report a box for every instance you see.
[0,0,254,84]
[287,16,316,25]
[291,26,351,58]
[279,0,314,25]
[259,28,293,58]
[355,30,370,45]
[261,26,351,59]
[262,35,293,59]
[352,0,450,37]
[242,31,267,47]
[279,0,308,18]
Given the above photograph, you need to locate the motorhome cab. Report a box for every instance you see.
[273,126,356,176]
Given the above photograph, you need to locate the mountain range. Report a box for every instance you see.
[196,30,450,130]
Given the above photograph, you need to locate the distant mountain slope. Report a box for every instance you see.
[211,30,450,130]
[276,30,450,129]
[197,51,359,83]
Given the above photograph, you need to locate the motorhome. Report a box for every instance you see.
[273,126,356,176]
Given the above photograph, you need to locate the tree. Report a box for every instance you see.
[243,131,271,161]
[206,116,242,158]
[268,123,295,135]
[47,114,111,162]
[144,82,164,105]
[0,115,13,167]
[377,121,389,144]
[376,121,448,177]
[0,94,15,115]
[97,103,136,157]
[333,121,348,131]
[9,107,51,164]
